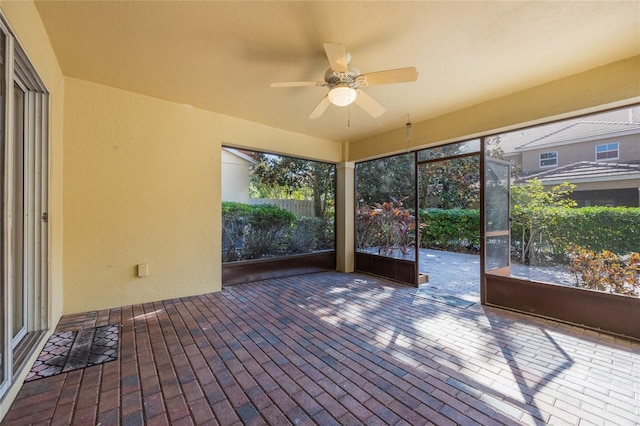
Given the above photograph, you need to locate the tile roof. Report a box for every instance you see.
[517,160,640,184]
[514,121,640,151]
[496,107,640,153]
[222,147,256,163]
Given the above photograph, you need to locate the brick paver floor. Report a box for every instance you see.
[3,271,640,425]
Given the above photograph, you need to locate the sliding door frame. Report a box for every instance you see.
[0,15,50,400]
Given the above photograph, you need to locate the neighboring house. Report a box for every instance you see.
[502,107,640,207]
[221,147,254,203]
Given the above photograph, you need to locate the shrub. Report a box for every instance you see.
[221,202,252,262]
[242,204,296,259]
[222,202,334,261]
[512,206,640,264]
[567,245,640,297]
[314,218,335,250]
[355,199,416,257]
[355,203,378,251]
[510,179,576,265]
[419,208,480,253]
[545,207,640,257]
[221,201,296,261]
[287,216,334,253]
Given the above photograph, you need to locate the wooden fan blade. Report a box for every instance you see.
[270,81,325,87]
[358,67,418,86]
[323,43,348,73]
[354,91,385,118]
[309,96,331,119]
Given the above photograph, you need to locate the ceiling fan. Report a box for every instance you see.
[270,43,419,119]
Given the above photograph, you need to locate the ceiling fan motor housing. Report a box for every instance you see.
[324,66,361,89]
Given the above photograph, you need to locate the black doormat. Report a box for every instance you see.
[414,289,475,309]
[25,324,119,382]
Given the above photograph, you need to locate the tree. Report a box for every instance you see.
[356,153,415,208]
[417,138,512,210]
[419,156,479,209]
[250,153,335,219]
[511,178,576,265]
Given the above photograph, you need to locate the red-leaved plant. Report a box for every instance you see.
[567,245,640,297]
[356,198,416,257]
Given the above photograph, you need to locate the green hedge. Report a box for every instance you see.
[224,202,638,262]
[243,204,296,259]
[419,208,480,252]
[222,201,334,261]
[222,202,252,262]
[541,207,640,257]
[418,207,640,260]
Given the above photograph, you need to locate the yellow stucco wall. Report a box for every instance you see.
[62,78,342,314]
[349,55,640,162]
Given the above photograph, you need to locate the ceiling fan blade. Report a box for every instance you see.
[358,67,419,86]
[323,43,348,73]
[308,96,331,119]
[270,81,325,87]
[354,91,385,118]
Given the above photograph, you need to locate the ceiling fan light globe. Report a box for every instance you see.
[328,85,357,107]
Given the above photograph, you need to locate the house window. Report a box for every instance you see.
[0,16,49,399]
[596,142,619,161]
[539,151,558,167]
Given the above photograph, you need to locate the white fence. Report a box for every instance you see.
[250,198,315,217]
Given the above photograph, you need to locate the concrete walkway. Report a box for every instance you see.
[418,249,576,304]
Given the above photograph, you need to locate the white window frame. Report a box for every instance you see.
[595,142,619,161]
[539,151,558,168]
[0,15,49,400]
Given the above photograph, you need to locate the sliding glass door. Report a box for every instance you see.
[11,82,26,348]
[0,17,49,398]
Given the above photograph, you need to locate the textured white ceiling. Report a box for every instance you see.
[34,1,640,143]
